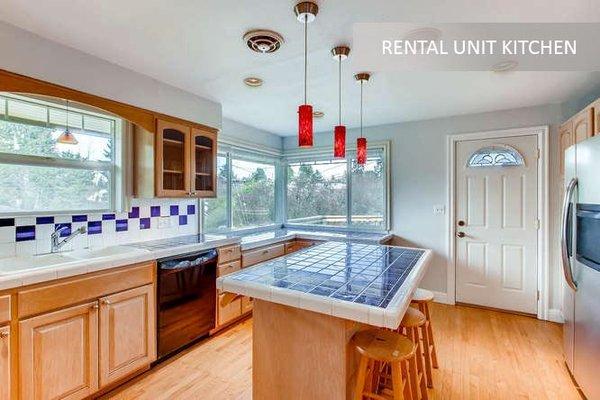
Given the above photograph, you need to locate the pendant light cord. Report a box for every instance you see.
[338,56,342,125]
[304,14,307,104]
[360,80,363,138]
[66,100,70,132]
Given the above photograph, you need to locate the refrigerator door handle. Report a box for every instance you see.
[561,177,578,291]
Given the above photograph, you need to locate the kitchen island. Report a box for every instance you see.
[217,241,432,400]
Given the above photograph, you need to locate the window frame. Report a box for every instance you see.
[202,146,282,233]
[0,94,119,216]
[283,141,390,232]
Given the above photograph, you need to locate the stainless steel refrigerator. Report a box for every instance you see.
[562,134,600,400]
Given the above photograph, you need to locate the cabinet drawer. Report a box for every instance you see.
[217,261,241,277]
[242,244,285,268]
[285,240,319,254]
[241,296,253,314]
[18,262,154,319]
[0,295,9,325]
[218,245,241,264]
[217,293,241,326]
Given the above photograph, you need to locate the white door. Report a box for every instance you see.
[455,135,539,314]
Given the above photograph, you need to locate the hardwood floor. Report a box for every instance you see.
[101,304,580,400]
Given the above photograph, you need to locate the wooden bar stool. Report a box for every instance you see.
[399,308,429,400]
[411,288,438,388]
[352,329,416,400]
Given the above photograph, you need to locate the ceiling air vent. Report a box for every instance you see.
[243,30,284,54]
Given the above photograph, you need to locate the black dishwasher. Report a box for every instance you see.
[156,249,217,360]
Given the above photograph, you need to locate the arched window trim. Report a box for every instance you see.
[467,144,525,168]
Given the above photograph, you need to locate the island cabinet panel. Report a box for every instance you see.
[253,300,363,400]
[0,295,9,325]
[19,301,99,400]
[99,284,156,388]
[0,326,9,400]
[242,244,285,268]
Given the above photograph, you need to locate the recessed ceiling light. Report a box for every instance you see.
[404,27,442,42]
[243,77,263,87]
[491,60,519,73]
[313,110,324,118]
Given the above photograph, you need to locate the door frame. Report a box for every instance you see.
[446,125,550,320]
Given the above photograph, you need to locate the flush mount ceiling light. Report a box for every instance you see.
[491,60,519,73]
[56,99,78,145]
[355,73,371,165]
[243,77,263,87]
[294,1,319,148]
[313,110,325,118]
[332,46,350,158]
[243,30,284,54]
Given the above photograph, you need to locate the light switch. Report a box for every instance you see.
[433,205,446,215]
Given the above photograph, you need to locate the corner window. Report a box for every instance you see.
[203,149,278,232]
[0,94,118,214]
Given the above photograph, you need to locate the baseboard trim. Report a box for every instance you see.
[547,308,564,323]
[431,290,454,305]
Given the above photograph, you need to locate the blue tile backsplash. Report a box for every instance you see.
[0,199,199,258]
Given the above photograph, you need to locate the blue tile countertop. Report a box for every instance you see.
[218,241,432,329]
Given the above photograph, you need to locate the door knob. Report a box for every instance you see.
[456,232,466,238]
[457,220,466,227]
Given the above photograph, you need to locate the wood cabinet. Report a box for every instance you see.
[559,120,574,175]
[0,295,9,325]
[0,326,9,400]
[191,128,217,198]
[284,239,321,254]
[217,261,242,327]
[242,244,285,268]
[19,302,99,400]
[154,119,217,198]
[99,284,156,388]
[593,100,600,136]
[572,107,594,144]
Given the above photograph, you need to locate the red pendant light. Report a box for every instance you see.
[295,2,318,148]
[332,46,350,158]
[355,73,371,165]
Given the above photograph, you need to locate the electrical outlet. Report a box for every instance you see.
[433,205,446,215]
[158,216,171,229]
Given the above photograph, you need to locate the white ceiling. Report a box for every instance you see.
[1,0,599,136]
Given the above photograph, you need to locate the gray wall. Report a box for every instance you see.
[283,103,567,313]
[0,21,222,129]
[221,118,283,151]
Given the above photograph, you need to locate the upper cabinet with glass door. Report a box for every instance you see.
[154,119,217,198]
[191,128,217,197]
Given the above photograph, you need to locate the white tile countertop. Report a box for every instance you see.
[217,241,432,329]
[0,228,392,291]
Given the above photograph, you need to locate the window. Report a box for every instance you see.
[287,159,347,226]
[467,145,524,167]
[0,94,118,214]
[286,146,388,230]
[203,149,278,232]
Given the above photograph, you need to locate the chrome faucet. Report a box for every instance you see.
[51,226,86,253]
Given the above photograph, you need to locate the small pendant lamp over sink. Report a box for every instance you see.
[355,73,370,165]
[332,46,350,158]
[56,99,78,145]
[294,1,318,147]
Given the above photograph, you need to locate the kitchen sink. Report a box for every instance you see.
[63,245,145,260]
[0,253,74,274]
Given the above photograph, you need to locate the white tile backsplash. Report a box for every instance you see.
[0,199,199,258]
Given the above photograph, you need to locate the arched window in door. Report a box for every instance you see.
[467,145,525,168]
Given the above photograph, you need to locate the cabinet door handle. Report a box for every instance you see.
[0,331,9,339]
[262,250,269,255]
[101,299,111,305]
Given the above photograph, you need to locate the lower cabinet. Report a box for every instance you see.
[18,284,156,400]
[99,284,156,387]
[0,325,10,400]
[19,302,99,400]
[241,296,253,313]
[217,292,242,327]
